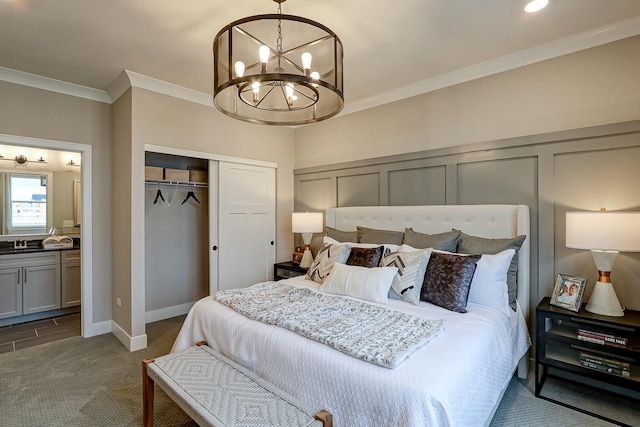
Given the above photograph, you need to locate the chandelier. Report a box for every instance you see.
[213,0,344,126]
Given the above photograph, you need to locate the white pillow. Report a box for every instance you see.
[324,236,400,254]
[467,249,515,317]
[320,263,398,304]
[382,249,432,305]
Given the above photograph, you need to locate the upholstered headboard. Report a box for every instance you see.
[325,204,530,323]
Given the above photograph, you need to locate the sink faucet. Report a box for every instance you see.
[13,239,28,249]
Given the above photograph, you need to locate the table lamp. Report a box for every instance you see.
[565,209,640,317]
[292,212,324,268]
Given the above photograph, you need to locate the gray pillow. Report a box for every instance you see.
[455,231,526,312]
[326,226,357,243]
[357,226,404,245]
[309,227,357,257]
[421,251,481,313]
[403,228,461,252]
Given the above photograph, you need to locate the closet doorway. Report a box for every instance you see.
[143,147,276,325]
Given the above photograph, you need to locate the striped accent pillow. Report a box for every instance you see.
[383,249,432,305]
[306,244,351,284]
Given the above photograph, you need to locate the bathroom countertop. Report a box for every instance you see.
[0,239,80,256]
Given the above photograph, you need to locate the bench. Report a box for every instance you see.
[142,342,332,427]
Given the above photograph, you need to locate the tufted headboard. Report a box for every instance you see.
[325,204,530,322]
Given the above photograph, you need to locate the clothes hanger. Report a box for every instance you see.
[182,190,200,205]
[153,188,165,204]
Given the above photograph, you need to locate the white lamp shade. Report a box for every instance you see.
[566,211,640,252]
[292,212,324,234]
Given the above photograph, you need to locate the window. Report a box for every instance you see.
[9,174,47,233]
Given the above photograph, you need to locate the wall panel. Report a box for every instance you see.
[337,173,380,207]
[297,177,334,211]
[388,166,446,206]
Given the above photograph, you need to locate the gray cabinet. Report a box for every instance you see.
[0,268,22,319]
[0,252,61,319]
[61,250,81,308]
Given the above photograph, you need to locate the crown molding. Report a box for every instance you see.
[0,66,111,103]
[341,15,640,117]
[118,70,213,107]
[2,15,639,113]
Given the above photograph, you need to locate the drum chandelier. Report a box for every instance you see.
[213,0,344,125]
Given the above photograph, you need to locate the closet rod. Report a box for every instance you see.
[145,179,208,188]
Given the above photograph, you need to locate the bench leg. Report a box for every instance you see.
[315,409,333,427]
[142,358,155,427]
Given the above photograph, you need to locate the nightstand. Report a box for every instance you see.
[273,261,308,281]
[536,297,640,425]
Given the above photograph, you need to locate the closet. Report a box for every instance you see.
[144,151,275,323]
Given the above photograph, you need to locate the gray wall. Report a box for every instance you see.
[294,121,640,320]
[0,80,112,325]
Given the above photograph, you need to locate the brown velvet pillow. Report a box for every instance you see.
[346,246,385,268]
[421,252,481,313]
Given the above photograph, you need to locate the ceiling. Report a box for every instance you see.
[1,0,640,112]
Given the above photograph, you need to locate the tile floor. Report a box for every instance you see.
[0,313,81,354]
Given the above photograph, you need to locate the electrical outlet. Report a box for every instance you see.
[63,220,75,227]
[116,297,122,307]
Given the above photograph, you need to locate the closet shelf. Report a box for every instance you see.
[145,179,208,188]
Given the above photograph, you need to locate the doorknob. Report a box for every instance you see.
[270,241,274,245]
[212,245,218,251]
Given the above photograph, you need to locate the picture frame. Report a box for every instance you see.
[292,251,304,264]
[550,273,587,312]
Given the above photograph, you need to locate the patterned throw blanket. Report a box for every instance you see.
[214,282,445,369]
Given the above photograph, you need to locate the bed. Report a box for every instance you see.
[173,204,531,427]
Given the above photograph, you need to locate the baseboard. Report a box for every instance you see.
[111,320,148,352]
[87,320,112,337]
[145,301,195,324]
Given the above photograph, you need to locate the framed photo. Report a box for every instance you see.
[550,274,587,312]
[292,251,304,264]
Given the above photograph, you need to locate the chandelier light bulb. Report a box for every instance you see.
[252,82,260,104]
[310,71,320,87]
[285,83,294,106]
[259,45,270,73]
[301,52,312,76]
[234,61,245,78]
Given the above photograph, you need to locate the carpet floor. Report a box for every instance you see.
[1,315,638,427]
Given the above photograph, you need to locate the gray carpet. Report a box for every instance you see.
[0,315,638,427]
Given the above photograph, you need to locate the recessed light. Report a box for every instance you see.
[525,0,549,13]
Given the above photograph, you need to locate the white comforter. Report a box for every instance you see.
[173,277,530,427]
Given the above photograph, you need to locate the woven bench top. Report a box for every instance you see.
[148,345,322,427]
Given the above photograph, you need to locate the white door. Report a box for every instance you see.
[214,161,276,292]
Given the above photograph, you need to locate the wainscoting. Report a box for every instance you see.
[294,119,640,319]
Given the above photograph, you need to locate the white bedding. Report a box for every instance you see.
[173,277,530,427]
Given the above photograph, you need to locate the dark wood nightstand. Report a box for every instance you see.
[536,297,640,425]
[273,261,308,281]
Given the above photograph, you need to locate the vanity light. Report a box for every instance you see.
[0,152,47,165]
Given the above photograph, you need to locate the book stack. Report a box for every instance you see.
[577,328,628,348]
[579,352,631,378]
